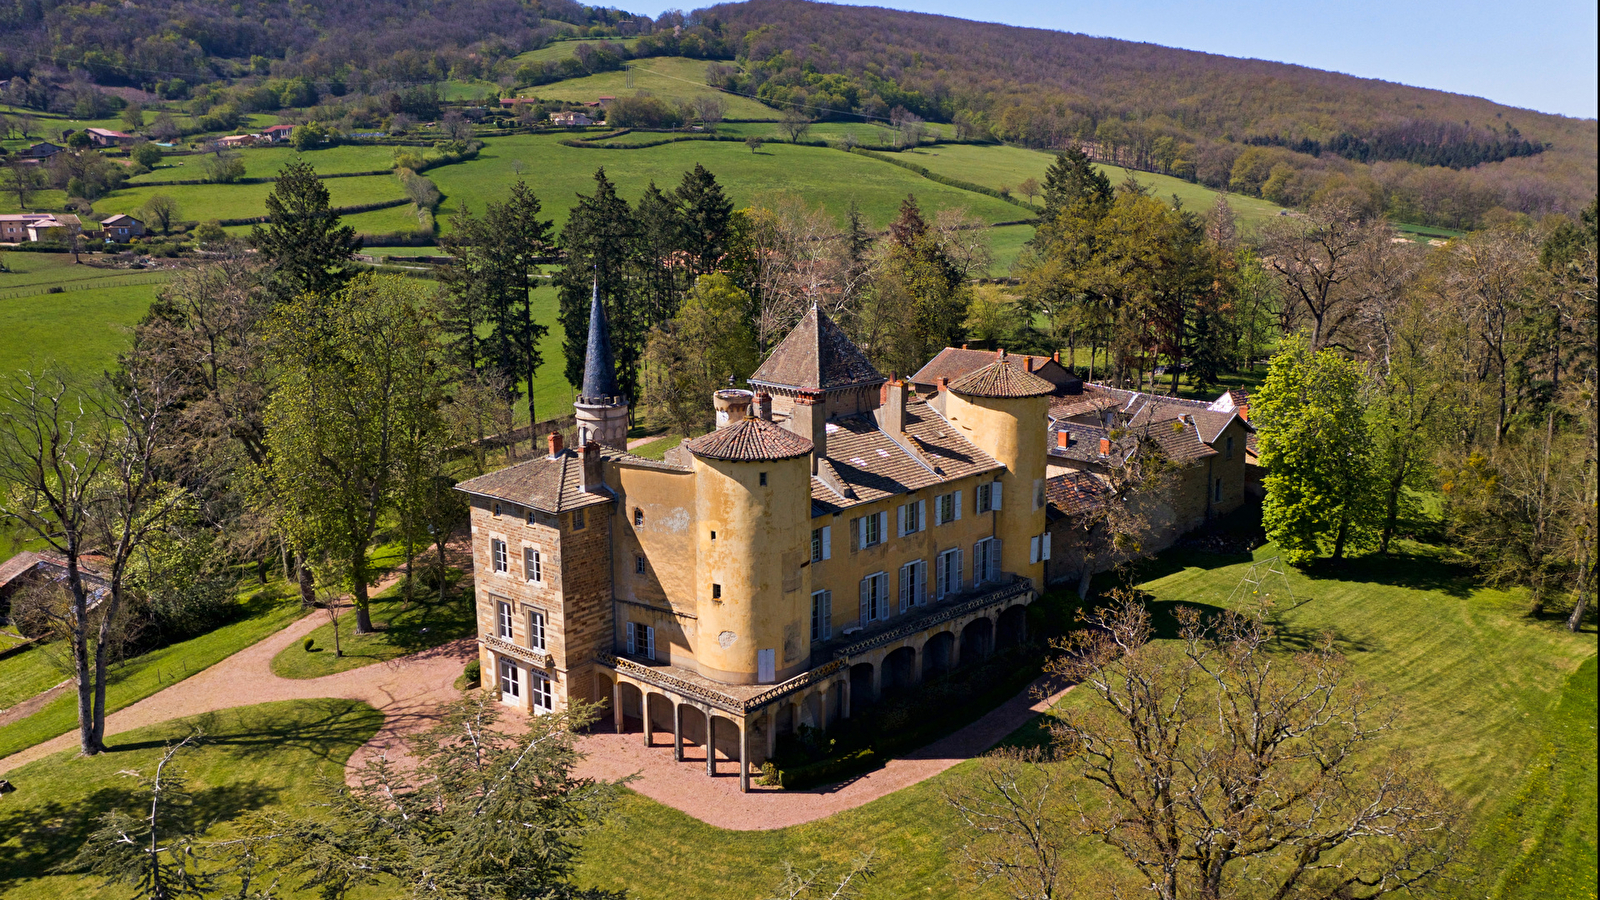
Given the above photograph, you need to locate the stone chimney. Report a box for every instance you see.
[1057,429,1069,449]
[548,431,564,459]
[1025,356,1035,373]
[713,388,753,428]
[1052,351,1061,363]
[792,392,826,474]
[578,441,601,493]
[753,391,772,422]
[877,377,906,434]
[1099,437,1111,457]
[937,376,949,393]
[997,347,1007,360]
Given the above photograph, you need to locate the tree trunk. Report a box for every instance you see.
[72,591,95,756]
[1076,569,1092,601]
[1568,571,1589,632]
[1332,514,1349,562]
[296,554,316,610]
[352,549,374,634]
[1380,467,1405,555]
[435,531,450,604]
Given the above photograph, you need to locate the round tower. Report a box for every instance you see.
[574,276,629,448]
[942,354,1053,589]
[684,409,814,684]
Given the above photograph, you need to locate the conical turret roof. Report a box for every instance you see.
[580,277,619,402]
[750,306,883,393]
[947,360,1055,398]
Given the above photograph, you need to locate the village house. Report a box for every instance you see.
[215,134,258,148]
[261,124,295,143]
[0,213,81,243]
[84,127,136,147]
[457,298,1051,791]
[549,110,595,127]
[100,214,145,241]
[16,141,63,161]
[0,551,110,627]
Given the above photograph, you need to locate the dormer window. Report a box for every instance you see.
[493,502,502,517]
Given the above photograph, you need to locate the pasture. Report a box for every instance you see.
[126,143,399,183]
[0,265,170,379]
[511,37,644,66]
[95,173,406,222]
[519,56,777,121]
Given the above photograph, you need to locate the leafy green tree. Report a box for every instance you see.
[289,121,331,151]
[644,273,759,436]
[250,160,361,303]
[1254,337,1381,564]
[1365,291,1455,553]
[858,195,972,376]
[130,142,162,169]
[256,276,445,633]
[262,693,625,898]
[558,168,642,400]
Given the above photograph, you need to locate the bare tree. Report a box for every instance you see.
[3,156,43,208]
[945,746,1071,900]
[388,112,414,135]
[140,194,181,235]
[742,194,877,350]
[986,593,1468,900]
[440,110,474,143]
[0,370,186,755]
[780,108,813,143]
[1259,201,1395,353]
[767,851,876,900]
[692,94,727,128]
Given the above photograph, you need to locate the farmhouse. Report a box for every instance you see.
[16,141,62,160]
[0,551,110,626]
[84,127,136,147]
[549,110,595,126]
[457,297,1051,790]
[0,213,81,243]
[261,124,295,143]
[100,214,145,241]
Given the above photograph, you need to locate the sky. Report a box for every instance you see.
[637,0,1599,119]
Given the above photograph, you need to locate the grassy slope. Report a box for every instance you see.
[0,699,385,898]
[0,587,305,759]
[0,644,65,710]
[270,575,474,679]
[511,38,643,65]
[520,56,777,120]
[900,143,1289,233]
[573,543,1597,900]
[0,276,169,377]
[126,144,399,183]
[95,173,405,222]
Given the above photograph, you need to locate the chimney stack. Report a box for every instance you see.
[878,378,907,434]
[961,343,968,350]
[793,392,826,474]
[1099,437,1111,457]
[754,391,772,422]
[548,431,564,459]
[1057,429,1069,449]
[937,376,949,393]
[1052,351,1061,363]
[578,441,601,492]
[997,347,1007,360]
[1025,356,1035,372]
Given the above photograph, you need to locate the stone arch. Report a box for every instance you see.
[678,703,710,750]
[961,616,994,663]
[849,661,877,707]
[644,692,675,743]
[616,682,645,731]
[922,630,956,679]
[882,646,917,694]
[996,603,1028,650]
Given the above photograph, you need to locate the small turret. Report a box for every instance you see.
[574,276,629,449]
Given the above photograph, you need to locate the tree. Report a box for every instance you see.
[200,149,244,184]
[745,135,764,154]
[440,110,474,142]
[944,746,1068,900]
[290,122,329,151]
[780,108,813,142]
[130,142,162,169]
[768,852,876,899]
[192,221,226,246]
[644,274,759,436]
[674,163,734,278]
[1017,176,1040,205]
[0,369,185,755]
[979,593,1466,900]
[256,276,445,633]
[1259,201,1394,353]
[1033,147,1112,238]
[558,168,642,400]
[140,194,180,235]
[854,196,976,376]
[1253,337,1381,564]
[3,156,43,208]
[120,102,145,132]
[260,693,625,898]
[250,160,362,303]
[692,94,727,128]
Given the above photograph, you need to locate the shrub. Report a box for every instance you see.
[46,286,64,294]
[463,659,481,687]
[304,637,316,652]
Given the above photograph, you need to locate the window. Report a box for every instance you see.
[634,508,644,526]
[625,622,655,660]
[526,509,535,525]
[937,492,956,525]
[572,509,586,530]
[712,583,722,600]
[710,530,717,541]
[811,590,833,641]
[523,547,542,583]
[635,555,646,575]
[1029,533,1052,565]
[499,658,520,699]
[899,559,927,612]
[496,600,513,640]
[936,547,963,599]
[1226,436,1234,460]
[898,499,925,536]
[811,526,832,563]
[974,537,1002,584]
[526,608,546,650]
[858,510,886,548]
[858,572,888,624]
[493,502,502,517]
[491,539,508,574]
[759,471,768,486]
[528,670,552,712]
[1215,478,1224,501]
[977,480,1002,513]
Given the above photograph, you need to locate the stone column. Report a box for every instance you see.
[705,711,717,777]
[765,706,777,759]
[841,676,851,719]
[910,644,923,685]
[612,680,624,734]
[817,686,830,731]
[673,703,684,762]
[641,692,652,747]
[949,627,962,668]
[869,661,882,701]
[738,718,750,793]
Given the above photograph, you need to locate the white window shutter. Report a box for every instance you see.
[899,565,909,612]
[955,548,964,592]
[1030,535,1041,565]
[860,577,870,624]
[954,490,963,521]
[935,553,946,599]
[625,622,636,655]
[917,499,926,531]
[991,540,1001,581]
[917,560,927,605]
[898,504,907,537]
[1043,531,1052,561]
[877,511,888,542]
[646,626,656,660]
[992,481,1002,509]
[822,525,832,560]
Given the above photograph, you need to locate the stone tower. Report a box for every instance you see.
[574,277,629,449]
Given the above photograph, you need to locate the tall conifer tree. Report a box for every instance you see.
[250,160,361,302]
[559,168,642,401]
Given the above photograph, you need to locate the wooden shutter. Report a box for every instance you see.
[992,481,1002,509]
[821,525,832,559]
[1030,535,1041,565]
[877,511,888,543]
[625,622,636,655]
[935,552,947,599]
[851,517,861,551]
[645,626,656,660]
[954,490,963,520]
[1042,532,1052,561]
[990,540,1001,581]
[860,577,870,624]
[898,504,908,537]
[899,564,909,613]
[917,499,926,532]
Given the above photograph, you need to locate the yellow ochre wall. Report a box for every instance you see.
[606,462,701,667]
[942,390,1050,589]
[691,453,813,684]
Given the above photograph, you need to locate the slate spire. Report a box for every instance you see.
[580,274,619,402]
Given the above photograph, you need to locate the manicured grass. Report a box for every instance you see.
[435,133,1023,234]
[521,56,778,121]
[0,698,385,898]
[94,174,406,222]
[269,573,474,679]
[573,542,1596,900]
[0,279,168,380]
[0,643,64,711]
[0,586,306,760]
[126,144,399,183]
[899,143,1290,234]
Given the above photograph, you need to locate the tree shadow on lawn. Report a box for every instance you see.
[367,577,476,657]
[1297,549,1476,599]
[104,698,380,767]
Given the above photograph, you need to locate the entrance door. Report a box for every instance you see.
[758,648,776,683]
[499,658,521,705]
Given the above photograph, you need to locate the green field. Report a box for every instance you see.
[571,543,1596,899]
[898,143,1290,233]
[511,37,643,66]
[0,271,170,377]
[0,643,64,712]
[988,223,1035,274]
[269,575,474,679]
[95,174,405,223]
[522,56,778,121]
[0,699,385,899]
[127,144,399,183]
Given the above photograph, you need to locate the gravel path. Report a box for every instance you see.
[573,676,1072,831]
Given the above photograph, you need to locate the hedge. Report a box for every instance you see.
[847,147,1036,212]
[130,168,393,188]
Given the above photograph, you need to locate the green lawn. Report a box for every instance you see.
[94,174,405,223]
[521,56,778,121]
[988,222,1035,274]
[433,133,1023,234]
[0,698,385,899]
[573,542,1596,900]
[126,144,399,183]
[0,642,65,711]
[0,586,306,760]
[0,277,168,379]
[269,573,474,679]
[898,143,1291,234]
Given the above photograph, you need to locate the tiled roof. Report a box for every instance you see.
[684,417,813,462]
[0,551,47,589]
[750,306,883,392]
[1047,472,1109,519]
[810,395,1001,515]
[912,347,1081,394]
[947,360,1054,398]
[1051,383,1137,421]
[1049,423,1125,466]
[455,450,613,512]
